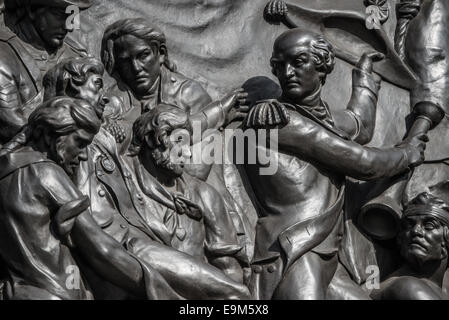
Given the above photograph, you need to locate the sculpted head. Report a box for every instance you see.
[28,96,101,176]
[101,18,176,98]
[271,29,335,103]
[399,192,449,270]
[131,104,191,178]
[5,0,92,51]
[43,57,108,119]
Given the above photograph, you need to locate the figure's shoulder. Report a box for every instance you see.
[30,160,69,183]
[162,68,212,109]
[63,35,88,57]
[0,32,21,66]
[0,27,16,42]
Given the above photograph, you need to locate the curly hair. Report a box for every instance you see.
[271,29,335,84]
[101,18,176,79]
[129,104,190,158]
[43,57,104,102]
[29,96,101,137]
[0,97,101,156]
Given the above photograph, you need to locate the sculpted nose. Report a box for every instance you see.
[184,146,192,159]
[131,59,142,72]
[78,148,88,162]
[102,96,110,105]
[285,63,295,78]
[411,223,424,237]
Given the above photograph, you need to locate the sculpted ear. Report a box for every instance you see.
[444,226,449,246]
[144,134,156,150]
[26,5,36,20]
[66,78,82,98]
[441,226,449,258]
[158,44,167,65]
[42,127,53,147]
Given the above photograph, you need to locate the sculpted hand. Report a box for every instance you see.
[397,134,429,168]
[356,52,384,74]
[220,88,250,125]
[264,0,288,23]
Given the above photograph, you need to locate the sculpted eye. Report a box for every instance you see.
[95,79,103,88]
[424,221,437,230]
[139,50,152,60]
[294,59,305,67]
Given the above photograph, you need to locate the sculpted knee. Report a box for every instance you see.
[226,284,251,300]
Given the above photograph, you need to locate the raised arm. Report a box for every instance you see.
[332,52,383,145]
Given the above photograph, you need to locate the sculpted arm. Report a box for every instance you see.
[70,210,146,297]
[0,70,28,142]
[332,53,383,145]
[0,47,42,142]
[42,164,145,297]
[274,112,418,181]
[197,182,245,283]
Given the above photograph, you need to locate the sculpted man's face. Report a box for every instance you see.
[31,6,71,51]
[74,74,109,119]
[149,128,191,178]
[50,128,95,176]
[114,35,163,97]
[400,215,448,267]
[272,38,323,103]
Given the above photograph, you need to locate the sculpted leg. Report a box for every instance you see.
[272,252,338,300]
[128,234,250,300]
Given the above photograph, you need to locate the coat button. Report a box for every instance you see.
[120,224,126,229]
[253,265,263,274]
[267,265,276,273]
[101,157,116,173]
[98,189,106,197]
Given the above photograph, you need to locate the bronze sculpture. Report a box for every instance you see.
[0,0,447,300]
[127,104,250,288]
[0,96,100,299]
[243,29,427,300]
[42,57,250,300]
[372,191,449,300]
[101,18,248,161]
[0,0,90,143]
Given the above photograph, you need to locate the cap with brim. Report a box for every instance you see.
[5,0,92,10]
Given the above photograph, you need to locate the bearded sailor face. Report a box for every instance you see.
[49,128,95,177]
[150,128,191,178]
